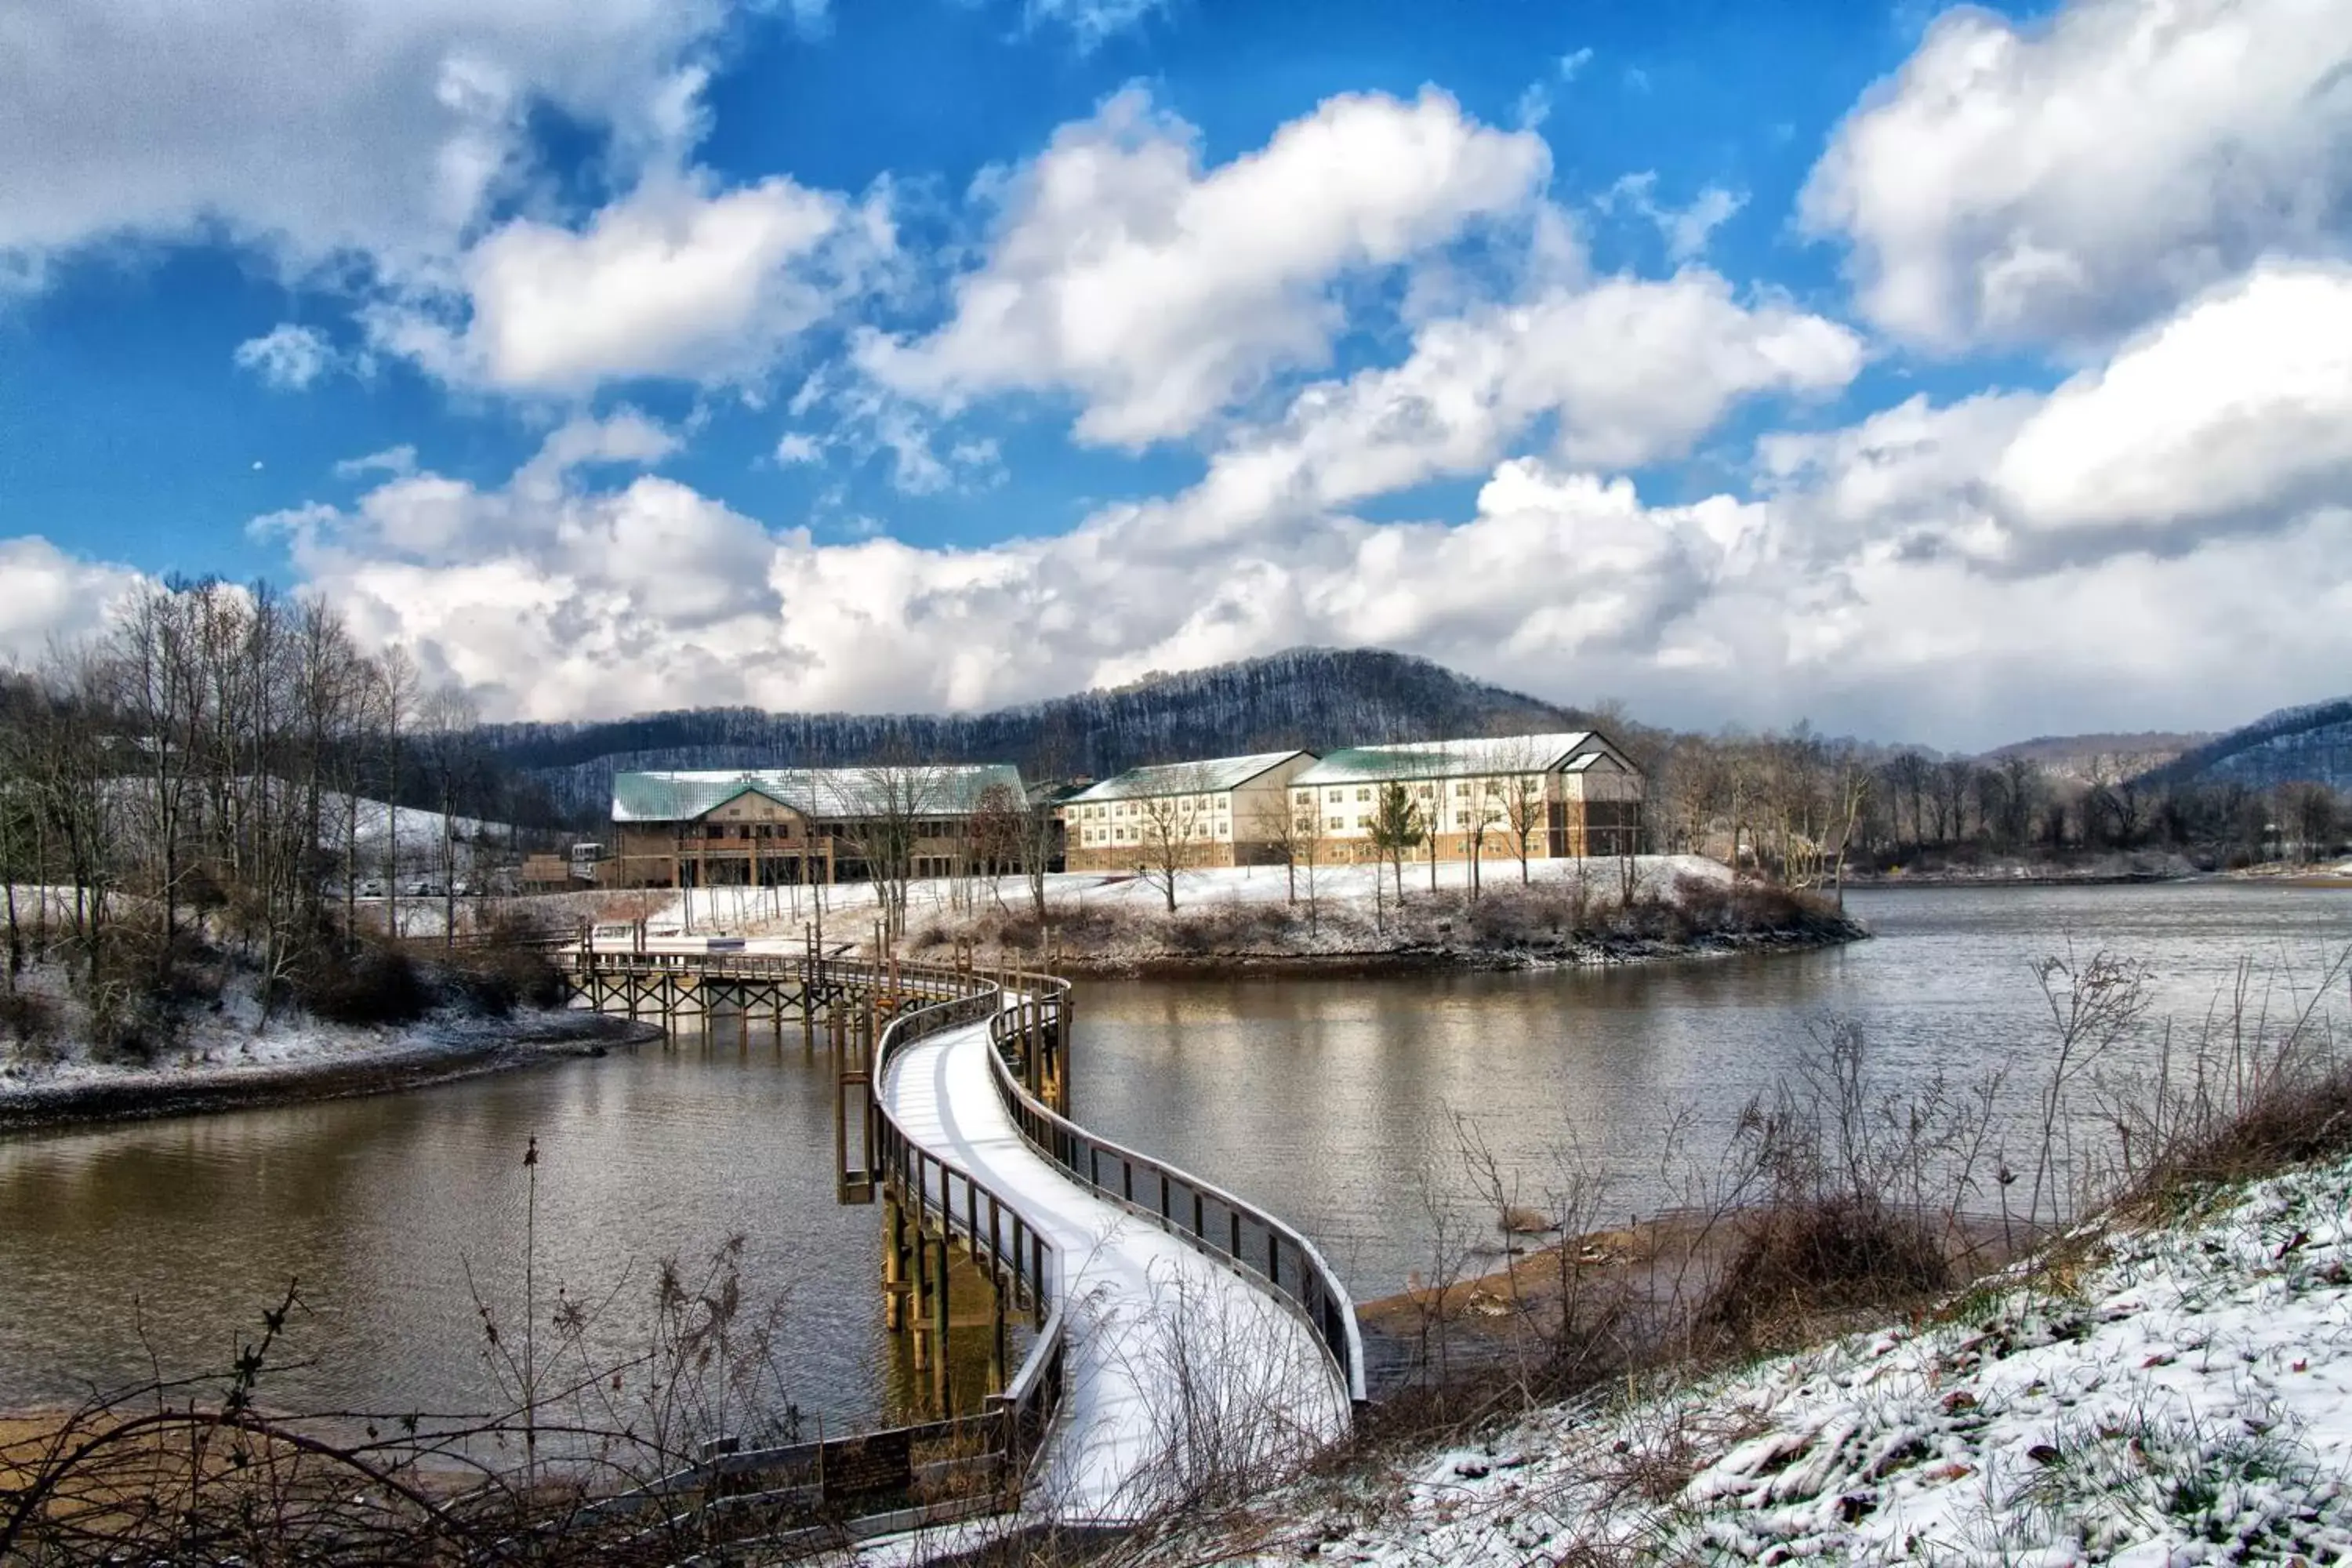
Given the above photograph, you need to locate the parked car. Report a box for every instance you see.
[408,879,443,898]
[358,880,385,898]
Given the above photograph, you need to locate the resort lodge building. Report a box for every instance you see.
[605,765,1025,889]
[1290,732,1646,862]
[1062,751,1315,873]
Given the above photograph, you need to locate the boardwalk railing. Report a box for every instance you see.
[558,943,1365,1536]
[984,978,1369,1406]
[861,967,1071,1507]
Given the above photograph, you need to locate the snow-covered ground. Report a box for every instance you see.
[0,884,594,1105]
[631,855,1733,940]
[1176,1158,2352,1566]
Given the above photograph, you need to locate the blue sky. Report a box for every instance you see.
[3,0,2347,749]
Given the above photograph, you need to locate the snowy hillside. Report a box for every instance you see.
[1189,1160,2352,1566]
[2148,697,2352,793]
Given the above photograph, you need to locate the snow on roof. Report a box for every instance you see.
[1065,750,1308,804]
[1293,732,1602,786]
[611,765,1026,823]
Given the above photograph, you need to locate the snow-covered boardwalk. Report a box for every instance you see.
[880,1008,1353,1522]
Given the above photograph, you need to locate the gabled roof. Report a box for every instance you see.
[1065,750,1308,804]
[1293,732,1606,786]
[612,765,1026,824]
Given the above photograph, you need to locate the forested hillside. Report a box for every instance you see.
[2144,699,2352,793]
[482,648,1590,815]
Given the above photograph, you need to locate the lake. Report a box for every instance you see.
[1,880,2343,1429]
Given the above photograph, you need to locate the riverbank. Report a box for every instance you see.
[900,858,1866,975]
[1842,848,2208,887]
[0,1007,654,1132]
[1122,1152,2352,1566]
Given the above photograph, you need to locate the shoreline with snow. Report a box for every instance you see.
[1129,1155,2352,1566]
[901,856,1868,976]
[0,1007,655,1133]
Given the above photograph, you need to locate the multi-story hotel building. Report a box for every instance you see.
[605,765,1025,889]
[1290,732,1645,862]
[1060,751,1316,872]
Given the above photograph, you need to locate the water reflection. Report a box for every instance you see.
[0,1030,903,1432]
[0,881,2343,1426]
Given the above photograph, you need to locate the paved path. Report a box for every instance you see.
[878,1010,1350,1523]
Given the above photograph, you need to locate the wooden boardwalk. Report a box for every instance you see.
[561,944,1364,1529]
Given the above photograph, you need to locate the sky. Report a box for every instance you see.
[2,0,2348,753]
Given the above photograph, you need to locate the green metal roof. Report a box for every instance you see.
[1065,750,1308,804]
[1292,733,1602,787]
[611,765,1026,823]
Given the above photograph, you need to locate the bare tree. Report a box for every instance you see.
[1248,788,1308,906]
[1492,741,1550,885]
[1826,752,1871,909]
[420,684,481,946]
[2278,782,2342,865]
[372,644,419,941]
[967,779,1025,914]
[842,751,950,944]
[1456,768,1501,901]
[1134,766,1218,913]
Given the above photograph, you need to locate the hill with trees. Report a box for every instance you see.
[481,648,1594,816]
[2142,698,2352,794]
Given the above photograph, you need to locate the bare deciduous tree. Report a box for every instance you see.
[1135,766,1219,913]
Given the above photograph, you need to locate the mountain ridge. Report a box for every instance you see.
[483,647,1594,815]
[2143,696,2352,793]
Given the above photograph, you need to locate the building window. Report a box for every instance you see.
[1356,787,1372,802]
[1327,816,1344,830]
[1294,790,1312,806]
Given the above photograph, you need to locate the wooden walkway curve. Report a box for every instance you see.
[881,1001,1352,1520]
[562,942,1365,1530]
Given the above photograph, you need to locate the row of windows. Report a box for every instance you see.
[689,818,967,841]
[1290,775,1544,808]
[1078,820,1234,845]
[1073,795,1232,820]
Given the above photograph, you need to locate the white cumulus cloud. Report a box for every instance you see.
[1804,0,2352,350]
[1993,263,2352,542]
[0,0,728,284]
[0,538,147,662]
[369,171,889,395]
[868,85,1552,446]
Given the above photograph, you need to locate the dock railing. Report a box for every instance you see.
[983,976,1367,1406]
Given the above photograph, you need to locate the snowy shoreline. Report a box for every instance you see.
[1139,1156,2352,1566]
[0,1007,655,1133]
[1034,918,1866,978]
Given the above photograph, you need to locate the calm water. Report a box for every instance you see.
[1072,882,2352,1291]
[1,881,2344,1422]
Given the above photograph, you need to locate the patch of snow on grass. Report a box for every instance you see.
[1194,1158,2352,1565]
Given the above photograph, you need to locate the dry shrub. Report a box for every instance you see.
[443,923,568,1016]
[2161,1072,2352,1185]
[1668,875,1847,939]
[296,944,430,1025]
[0,988,58,1051]
[2105,949,2352,1209]
[1698,1196,1950,1344]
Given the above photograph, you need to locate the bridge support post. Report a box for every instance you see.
[989,1265,1007,1393]
[909,1222,933,1375]
[931,1234,953,1414]
[882,1193,908,1332]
